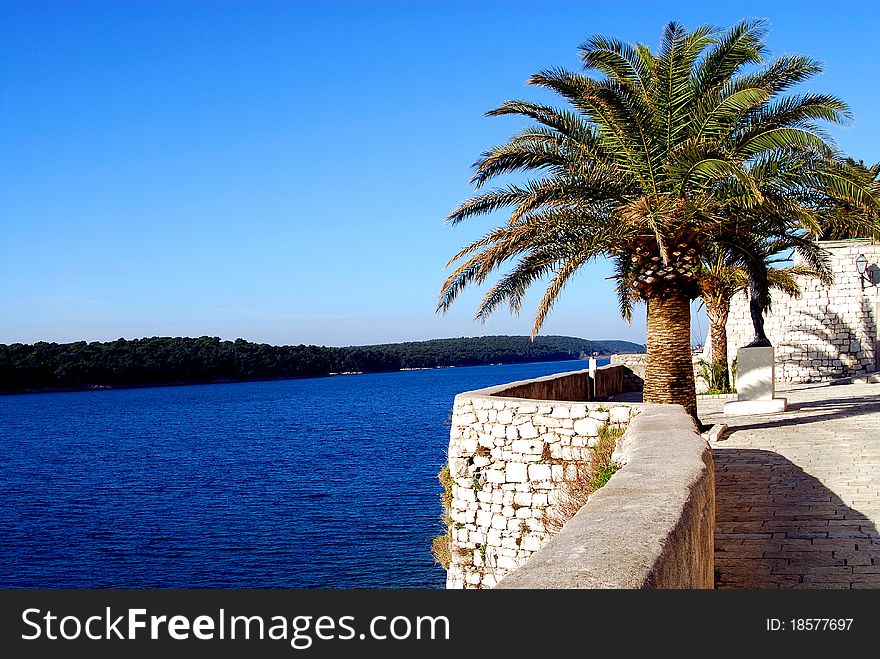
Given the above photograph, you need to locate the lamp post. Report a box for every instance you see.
[857,254,868,288]
[856,254,880,370]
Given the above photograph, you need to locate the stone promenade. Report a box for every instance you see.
[699,382,880,588]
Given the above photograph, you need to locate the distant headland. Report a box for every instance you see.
[0,335,644,394]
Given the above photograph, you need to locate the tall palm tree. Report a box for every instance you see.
[438,20,873,418]
[814,159,880,241]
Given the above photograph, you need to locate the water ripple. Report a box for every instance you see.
[0,359,595,588]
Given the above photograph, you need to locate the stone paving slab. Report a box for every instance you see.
[698,381,880,589]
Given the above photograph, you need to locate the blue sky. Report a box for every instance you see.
[2,1,878,347]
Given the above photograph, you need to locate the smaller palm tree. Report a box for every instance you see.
[699,237,831,391]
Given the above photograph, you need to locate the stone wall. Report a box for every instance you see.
[723,240,880,383]
[496,403,714,589]
[492,364,627,401]
[593,363,625,399]
[496,369,591,401]
[610,353,646,391]
[445,377,636,589]
[611,352,711,393]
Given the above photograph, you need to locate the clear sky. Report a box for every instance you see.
[2,1,878,347]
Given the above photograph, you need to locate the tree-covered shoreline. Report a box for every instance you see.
[0,335,643,394]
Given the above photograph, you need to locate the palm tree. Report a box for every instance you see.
[699,237,831,391]
[438,20,873,419]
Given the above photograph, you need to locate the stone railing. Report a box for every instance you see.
[444,368,714,589]
[489,364,626,401]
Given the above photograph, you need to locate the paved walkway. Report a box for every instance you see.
[699,382,880,588]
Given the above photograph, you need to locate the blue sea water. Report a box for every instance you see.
[0,359,604,588]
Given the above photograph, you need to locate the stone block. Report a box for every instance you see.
[569,404,587,419]
[551,406,571,419]
[573,418,601,436]
[528,464,552,482]
[519,423,539,439]
[496,556,519,571]
[513,492,532,507]
[521,536,543,552]
[475,510,492,527]
[511,439,543,454]
[490,514,508,530]
[506,462,528,483]
[485,469,506,484]
[453,412,476,425]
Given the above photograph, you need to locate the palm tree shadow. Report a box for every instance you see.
[771,304,878,382]
[714,448,880,588]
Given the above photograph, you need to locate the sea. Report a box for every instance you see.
[0,358,605,588]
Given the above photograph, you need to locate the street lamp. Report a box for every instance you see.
[856,254,877,287]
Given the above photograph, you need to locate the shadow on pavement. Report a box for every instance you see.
[713,448,880,589]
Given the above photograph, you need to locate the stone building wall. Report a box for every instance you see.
[445,386,635,589]
[723,240,880,383]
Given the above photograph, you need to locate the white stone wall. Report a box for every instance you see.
[724,240,880,383]
[445,393,635,589]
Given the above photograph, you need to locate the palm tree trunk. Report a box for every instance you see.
[643,290,697,420]
[706,297,731,391]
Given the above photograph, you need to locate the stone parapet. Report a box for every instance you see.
[496,403,714,589]
[443,368,713,589]
[445,378,635,589]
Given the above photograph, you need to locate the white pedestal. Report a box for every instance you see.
[723,346,787,415]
